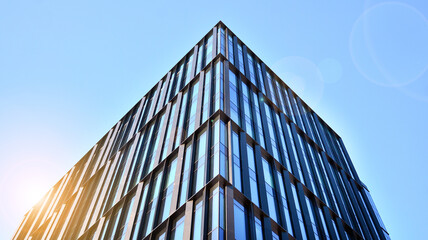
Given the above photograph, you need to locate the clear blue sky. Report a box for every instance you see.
[1,0,427,239]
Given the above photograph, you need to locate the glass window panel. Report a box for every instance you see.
[193,199,204,240]
[194,131,207,193]
[234,200,247,240]
[179,144,193,206]
[255,217,263,240]
[231,131,242,192]
[170,215,185,240]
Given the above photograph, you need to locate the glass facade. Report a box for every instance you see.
[13,21,388,240]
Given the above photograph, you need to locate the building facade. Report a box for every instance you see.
[13,21,390,240]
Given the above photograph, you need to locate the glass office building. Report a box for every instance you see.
[13,21,390,240]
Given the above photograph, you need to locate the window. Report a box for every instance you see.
[297,134,318,196]
[231,131,242,192]
[276,170,294,236]
[266,72,278,106]
[308,112,324,149]
[155,78,167,114]
[272,232,280,240]
[183,53,194,86]
[264,104,280,161]
[156,231,166,240]
[131,184,149,240]
[213,61,224,112]
[196,43,204,74]
[185,81,200,137]
[158,158,177,223]
[305,196,320,240]
[204,34,213,67]
[242,83,254,138]
[247,144,259,206]
[201,68,212,123]
[255,217,263,240]
[262,158,278,222]
[317,151,341,217]
[142,171,163,237]
[128,124,154,191]
[104,207,123,239]
[331,219,341,240]
[174,90,189,149]
[292,184,308,240]
[217,27,226,56]
[102,143,134,214]
[122,137,144,196]
[237,43,245,74]
[282,88,295,123]
[247,53,257,86]
[138,89,155,128]
[229,69,240,126]
[179,143,193,206]
[318,208,331,240]
[301,105,315,141]
[291,95,306,133]
[193,130,208,194]
[192,198,204,240]
[252,91,266,149]
[144,112,167,174]
[228,34,234,64]
[274,112,292,172]
[165,68,176,103]
[173,62,184,97]
[111,105,139,156]
[115,195,136,240]
[275,81,287,115]
[160,101,177,161]
[307,143,329,206]
[234,200,248,240]
[256,62,266,94]
[208,186,225,240]
[358,190,381,239]
[287,123,305,184]
[170,215,185,240]
[211,119,228,179]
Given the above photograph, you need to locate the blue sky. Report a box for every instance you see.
[1,0,427,239]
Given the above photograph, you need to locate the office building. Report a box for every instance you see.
[13,21,390,240]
